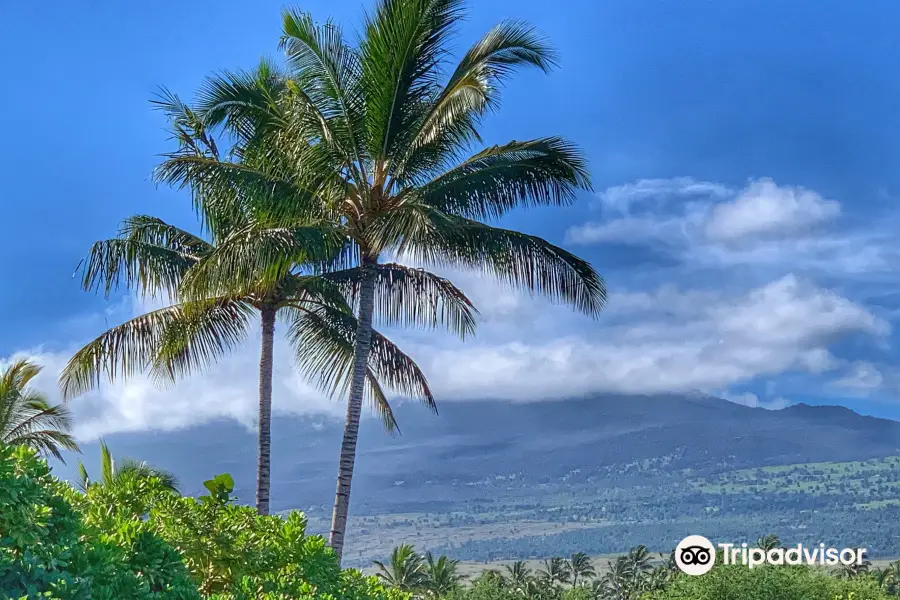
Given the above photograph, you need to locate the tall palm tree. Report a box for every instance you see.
[566,552,596,587]
[538,557,571,587]
[423,551,463,596]
[61,98,436,515]
[373,544,429,592]
[160,0,606,561]
[76,439,179,493]
[0,359,79,460]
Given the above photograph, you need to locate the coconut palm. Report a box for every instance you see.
[538,557,571,587]
[373,544,429,592]
[756,534,781,552]
[76,439,179,493]
[876,560,900,594]
[161,0,605,561]
[61,96,435,516]
[423,551,463,596]
[593,556,638,600]
[505,560,531,588]
[624,545,653,578]
[566,552,596,587]
[835,554,871,579]
[0,359,78,461]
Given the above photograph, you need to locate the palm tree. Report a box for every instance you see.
[566,552,595,587]
[75,439,179,493]
[373,544,429,592]
[594,556,638,600]
[61,99,435,516]
[835,553,871,579]
[876,560,900,594]
[423,551,463,596]
[538,557,571,587]
[756,534,780,552]
[505,560,531,588]
[161,0,605,561]
[624,545,653,578]
[0,359,78,460]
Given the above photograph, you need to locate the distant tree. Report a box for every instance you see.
[504,560,531,588]
[566,552,596,587]
[756,534,781,551]
[835,553,871,579]
[594,556,639,600]
[539,557,571,586]
[624,545,653,577]
[374,544,429,592]
[876,560,900,595]
[76,439,179,493]
[424,551,463,596]
[0,359,78,460]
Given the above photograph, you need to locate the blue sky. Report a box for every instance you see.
[2,0,900,439]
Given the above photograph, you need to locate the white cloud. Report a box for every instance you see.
[4,273,889,441]
[832,361,885,393]
[566,177,898,276]
[598,177,732,214]
[705,178,840,242]
[723,392,790,410]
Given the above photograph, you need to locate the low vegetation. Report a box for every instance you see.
[0,444,405,600]
[370,543,900,600]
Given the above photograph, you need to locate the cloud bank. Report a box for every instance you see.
[5,176,898,440]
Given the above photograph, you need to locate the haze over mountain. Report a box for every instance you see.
[59,394,900,514]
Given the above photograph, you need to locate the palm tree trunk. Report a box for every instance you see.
[329,261,377,562]
[256,305,276,516]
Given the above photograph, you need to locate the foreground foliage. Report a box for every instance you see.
[380,544,900,600]
[0,359,78,461]
[0,445,407,600]
[649,563,891,600]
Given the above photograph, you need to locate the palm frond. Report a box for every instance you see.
[178,224,341,300]
[286,305,435,417]
[151,87,220,158]
[119,215,213,257]
[417,137,591,220]
[78,238,197,301]
[154,154,327,230]
[324,263,478,338]
[59,299,253,399]
[390,208,606,317]
[196,59,290,144]
[395,19,556,182]
[360,0,463,161]
[0,360,78,461]
[149,297,256,384]
[280,9,367,186]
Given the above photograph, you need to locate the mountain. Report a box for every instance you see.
[63,394,900,513]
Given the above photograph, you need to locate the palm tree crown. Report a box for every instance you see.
[76,440,179,493]
[156,0,606,559]
[373,544,430,592]
[0,359,78,461]
[60,108,435,514]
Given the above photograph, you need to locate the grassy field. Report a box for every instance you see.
[691,456,900,494]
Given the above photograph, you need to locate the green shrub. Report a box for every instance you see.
[0,446,407,600]
[648,563,891,600]
[0,444,199,600]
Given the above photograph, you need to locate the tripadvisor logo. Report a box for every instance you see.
[674,535,868,576]
[674,535,716,575]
